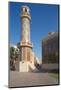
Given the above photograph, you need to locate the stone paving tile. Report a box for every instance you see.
[9,71,59,87]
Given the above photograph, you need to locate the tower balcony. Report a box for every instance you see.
[21,14,31,21]
[20,42,33,48]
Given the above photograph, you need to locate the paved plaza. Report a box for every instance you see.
[9,71,58,87]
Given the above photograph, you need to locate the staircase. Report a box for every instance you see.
[28,62,39,72]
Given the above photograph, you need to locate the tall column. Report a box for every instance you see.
[20,6,33,61]
[21,6,31,43]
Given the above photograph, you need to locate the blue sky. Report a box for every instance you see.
[9,2,59,60]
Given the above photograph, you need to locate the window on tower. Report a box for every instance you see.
[25,8,27,12]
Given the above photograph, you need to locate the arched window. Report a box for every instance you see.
[25,8,27,12]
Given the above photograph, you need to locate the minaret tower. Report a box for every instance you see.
[20,6,33,62]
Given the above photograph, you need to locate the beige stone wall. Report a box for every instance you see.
[19,61,29,72]
[20,47,32,61]
[21,18,30,43]
[30,51,35,65]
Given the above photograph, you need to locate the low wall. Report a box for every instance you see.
[19,61,29,72]
[41,64,58,70]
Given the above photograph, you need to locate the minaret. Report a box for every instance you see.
[20,6,33,62]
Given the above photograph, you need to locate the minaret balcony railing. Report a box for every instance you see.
[20,42,33,48]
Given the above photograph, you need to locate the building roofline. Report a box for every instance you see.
[42,32,58,42]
